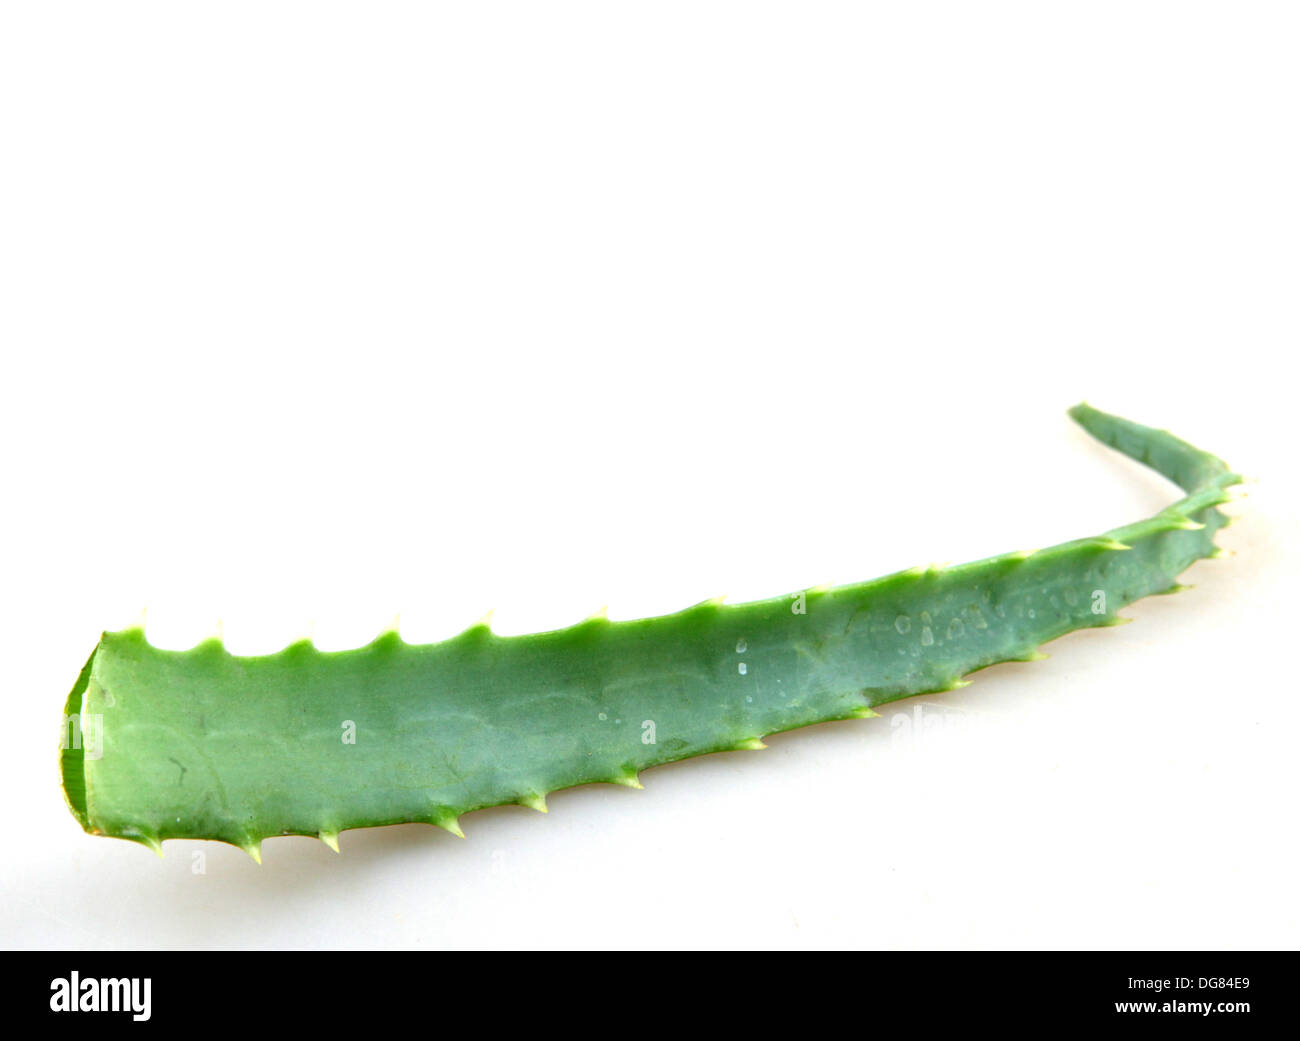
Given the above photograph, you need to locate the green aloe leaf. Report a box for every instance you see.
[59,403,1241,859]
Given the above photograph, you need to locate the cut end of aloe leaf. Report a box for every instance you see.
[58,645,98,833]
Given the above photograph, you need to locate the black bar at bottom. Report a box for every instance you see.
[5,952,1286,1029]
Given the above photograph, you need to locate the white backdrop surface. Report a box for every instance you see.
[1,3,1296,949]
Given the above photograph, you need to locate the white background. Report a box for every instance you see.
[2,3,1296,950]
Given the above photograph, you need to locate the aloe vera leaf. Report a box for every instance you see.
[59,403,1241,858]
